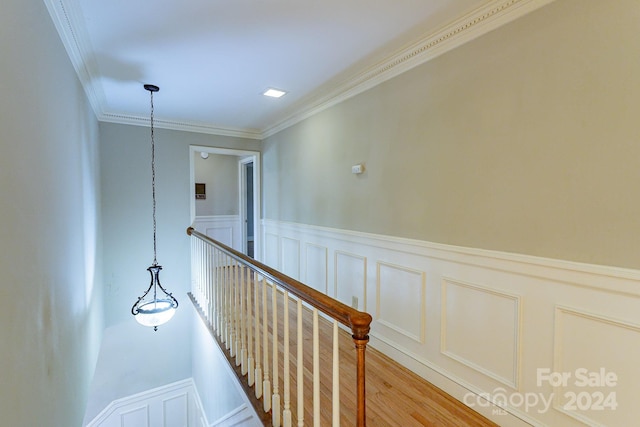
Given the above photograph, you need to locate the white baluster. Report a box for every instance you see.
[254,273,263,399]
[272,282,281,427]
[221,255,226,344]
[297,299,304,427]
[206,245,212,323]
[247,269,254,386]
[216,250,222,334]
[283,292,292,427]
[209,247,214,329]
[190,237,195,297]
[209,247,214,323]
[332,320,340,427]
[263,279,271,412]
[192,240,200,301]
[199,240,205,308]
[313,309,320,427]
[213,249,219,333]
[230,261,237,358]
[224,255,230,347]
[201,243,206,319]
[241,266,247,374]
[234,262,241,363]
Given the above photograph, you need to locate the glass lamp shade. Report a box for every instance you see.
[132,265,178,330]
[133,299,177,328]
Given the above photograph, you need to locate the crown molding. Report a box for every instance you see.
[261,0,557,139]
[99,112,263,140]
[43,0,106,118]
[44,0,556,141]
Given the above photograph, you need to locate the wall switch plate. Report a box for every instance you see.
[351,164,364,174]
[351,296,359,309]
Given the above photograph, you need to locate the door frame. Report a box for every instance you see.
[238,156,254,257]
[189,145,261,261]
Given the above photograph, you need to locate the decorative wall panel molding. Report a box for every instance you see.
[162,393,189,427]
[262,219,640,426]
[553,307,640,427]
[334,251,367,310]
[376,261,426,344]
[86,379,207,427]
[210,404,257,427]
[264,233,280,269]
[441,278,521,389]
[304,243,329,294]
[193,215,241,251]
[281,237,301,280]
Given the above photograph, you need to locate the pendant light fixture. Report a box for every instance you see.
[131,84,178,331]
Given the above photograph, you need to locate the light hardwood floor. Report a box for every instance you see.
[192,279,498,426]
[291,310,499,427]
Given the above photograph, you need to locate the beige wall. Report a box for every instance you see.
[262,0,640,269]
[97,122,259,423]
[100,123,259,326]
[194,153,240,216]
[0,0,104,425]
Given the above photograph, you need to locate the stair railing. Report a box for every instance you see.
[187,227,372,427]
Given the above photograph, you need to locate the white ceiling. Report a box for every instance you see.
[45,0,552,139]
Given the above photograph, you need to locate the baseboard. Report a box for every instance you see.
[262,219,640,426]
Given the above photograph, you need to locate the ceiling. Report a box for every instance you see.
[44,0,550,139]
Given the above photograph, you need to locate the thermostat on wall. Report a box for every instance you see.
[351,164,365,174]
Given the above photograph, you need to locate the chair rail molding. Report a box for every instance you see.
[261,219,640,426]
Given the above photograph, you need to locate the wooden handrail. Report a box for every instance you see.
[187,226,373,426]
[187,227,372,340]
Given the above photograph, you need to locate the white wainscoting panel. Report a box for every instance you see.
[121,406,148,427]
[553,307,640,427]
[305,243,328,294]
[376,261,426,344]
[211,404,260,427]
[335,251,367,310]
[163,393,189,426]
[193,215,241,251]
[262,219,640,427]
[441,278,521,389]
[87,379,207,427]
[281,237,301,280]
[264,232,280,269]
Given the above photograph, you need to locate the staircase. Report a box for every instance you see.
[187,227,497,427]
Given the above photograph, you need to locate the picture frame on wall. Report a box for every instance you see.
[195,183,206,199]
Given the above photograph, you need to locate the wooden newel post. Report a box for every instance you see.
[352,313,372,427]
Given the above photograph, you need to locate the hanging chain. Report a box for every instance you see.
[150,89,158,266]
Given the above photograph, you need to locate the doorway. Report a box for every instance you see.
[240,158,254,258]
[189,146,261,260]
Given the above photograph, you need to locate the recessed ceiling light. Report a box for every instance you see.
[263,88,287,98]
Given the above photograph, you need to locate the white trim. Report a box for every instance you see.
[100,113,263,140]
[195,215,239,222]
[238,157,256,257]
[440,277,522,389]
[262,219,640,296]
[376,261,426,344]
[261,219,640,426]
[262,0,558,138]
[85,379,202,427]
[552,306,640,427]
[210,404,258,427]
[189,146,261,261]
[45,0,556,139]
[42,0,106,117]
[192,215,241,251]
